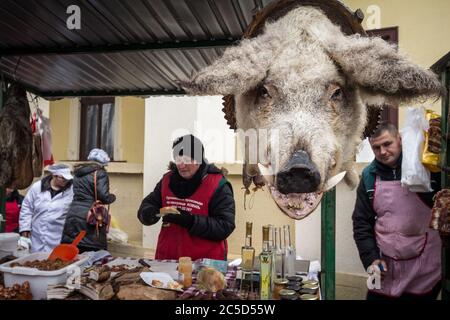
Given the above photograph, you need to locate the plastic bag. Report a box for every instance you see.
[107,228,128,244]
[422,109,441,172]
[401,107,432,192]
[107,217,128,244]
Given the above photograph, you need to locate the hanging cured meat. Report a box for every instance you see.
[431,189,450,239]
[0,83,34,189]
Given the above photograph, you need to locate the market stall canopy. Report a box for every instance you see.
[0,0,274,98]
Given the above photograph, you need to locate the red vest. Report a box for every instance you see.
[5,199,20,233]
[155,171,227,261]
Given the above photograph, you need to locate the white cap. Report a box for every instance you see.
[47,164,73,180]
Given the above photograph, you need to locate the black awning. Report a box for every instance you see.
[0,0,272,98]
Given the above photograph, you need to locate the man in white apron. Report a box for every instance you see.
[353,122,442,299]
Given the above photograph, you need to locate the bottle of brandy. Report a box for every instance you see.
[259,225,273,300]
[241,222,255,272]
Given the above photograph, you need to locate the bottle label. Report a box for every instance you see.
[260,255,272,299]
[242,250,254,271]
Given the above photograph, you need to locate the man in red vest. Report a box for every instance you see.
[138,134,236,261]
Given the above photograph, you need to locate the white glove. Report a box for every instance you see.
[17,236,32,250]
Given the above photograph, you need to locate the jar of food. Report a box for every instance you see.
[279,289,298,300]
[302,280,318,286]
[272,278,289,300]
[178,257,193,288]
[286,275,303,282]
[286,284,301,292]
[299,287,318,295]
[302,283,319,290]
[300,293,318,300]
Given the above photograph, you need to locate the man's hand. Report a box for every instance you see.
[162,210,194,229]
[18,235,32,250]
[368,259,388,277]
[20,231,31,238]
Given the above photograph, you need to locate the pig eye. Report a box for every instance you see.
[257,85,271,99]
[330,87,344,101]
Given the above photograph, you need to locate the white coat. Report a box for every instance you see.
[19,178,73,252]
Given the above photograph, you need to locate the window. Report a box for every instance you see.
[367,27,399,128]
[79,97,115,161]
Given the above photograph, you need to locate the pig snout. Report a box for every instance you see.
[276,150,321,194]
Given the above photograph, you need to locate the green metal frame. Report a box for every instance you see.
[0,80,6,232]
[321,187,336,300]
[440,64,450,301]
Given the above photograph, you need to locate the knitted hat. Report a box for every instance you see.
[172,134,205,164]
[87,148,110,165]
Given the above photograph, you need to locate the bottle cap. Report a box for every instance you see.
[246,222,253,235]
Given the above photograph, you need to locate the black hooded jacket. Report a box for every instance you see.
[61,162,116,250]
[138,163,236,242]
[352,154,440,269]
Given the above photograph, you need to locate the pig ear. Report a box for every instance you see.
[329,35,444,106]
[181,35,275,95]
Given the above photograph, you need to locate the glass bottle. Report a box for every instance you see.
[268,225,277,281]
[241,222,255,271]
[284,225,296,277]
[274,227,284,277]
[259,225,273,300]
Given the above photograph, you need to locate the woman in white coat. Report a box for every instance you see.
[19,164,74,253]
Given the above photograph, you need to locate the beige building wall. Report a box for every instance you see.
[49,99,72,161]
[108,172,143,244]
[119,97,145,164]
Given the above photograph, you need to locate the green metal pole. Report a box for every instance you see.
[321,187,336,300]
[440,66,450,301]
[0,79,6,232]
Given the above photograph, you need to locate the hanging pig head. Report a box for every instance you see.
[182,3,444,219]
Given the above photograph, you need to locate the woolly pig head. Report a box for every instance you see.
[182,6,443,219]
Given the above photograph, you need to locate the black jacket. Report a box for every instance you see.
[352,154,441,269]
[138,163,236,242]
[6,189,24,205]
[61,162,116,250]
